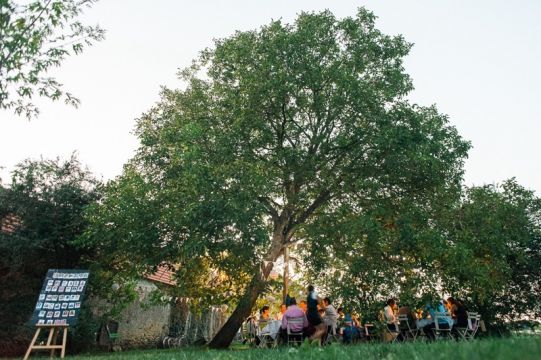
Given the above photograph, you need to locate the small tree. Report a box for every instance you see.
[0,155,101,354]
[0,0,105,118]
[81,8,470,348]
[441,179,541,326]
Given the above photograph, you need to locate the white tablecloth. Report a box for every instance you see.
[261,320,282,339]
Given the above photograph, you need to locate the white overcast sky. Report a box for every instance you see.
[1,0,540,194]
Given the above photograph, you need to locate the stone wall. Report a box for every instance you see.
[92,279,171,349]
[92,280,228,349]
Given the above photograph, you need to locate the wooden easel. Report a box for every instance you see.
[24,324,68,359]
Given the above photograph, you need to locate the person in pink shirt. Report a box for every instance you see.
[280,298,308,341]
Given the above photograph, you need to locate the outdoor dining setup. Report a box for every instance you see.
[238,286,483,348]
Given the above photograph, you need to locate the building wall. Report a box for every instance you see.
[92,279,228,349]
[93,280,171,349]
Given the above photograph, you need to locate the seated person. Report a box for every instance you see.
[383,299,399,332]
[416,306,433,329]
[342,314,360,344]
[274,303,287,320]
[299,300,308,313]
[397,305,417,332]
[351,312,362,328]
[255,306,270,345]
[383,298,404,341]
[423,300,453,340]
[447,297,468,327]
[259,305,270,321]
[280,298,308,341]
[323,297,339,331]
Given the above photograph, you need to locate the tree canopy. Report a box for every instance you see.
[80,8,470,348]
[0,0,104,118]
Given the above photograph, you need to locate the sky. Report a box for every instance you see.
[1,0,540,194]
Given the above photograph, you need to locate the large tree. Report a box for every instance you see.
[81,8,470,348]
[0,0,104,118]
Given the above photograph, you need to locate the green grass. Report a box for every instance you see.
[60,337,541,360]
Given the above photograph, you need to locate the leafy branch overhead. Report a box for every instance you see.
[0,0,104,118]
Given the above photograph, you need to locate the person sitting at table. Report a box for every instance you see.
[383,299,399,331]
[398,304,417,324]
[447,297,468,327]
[299,300,308,313]
[323,297,339,335]
[280,298,308,342]
[254,306,271,346]
[423,300,453,340]
[259,305,270,321]
[306,285,327,342]
[342,314,361,344]
[351,312,362,328]
[274,303,287,320]
[336,307,346,330]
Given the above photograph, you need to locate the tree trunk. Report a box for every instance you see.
[282,245,289,304]
[208,233,284,349]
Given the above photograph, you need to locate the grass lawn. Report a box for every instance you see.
[62,336,541,360]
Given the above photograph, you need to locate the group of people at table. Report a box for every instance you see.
[249,285,471,345]
[383,297,470,341]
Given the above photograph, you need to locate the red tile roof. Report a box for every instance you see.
[146,264,177,286]
[0,214,22,234]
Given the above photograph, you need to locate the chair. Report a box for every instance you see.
[434,312,453,340]
[240,319,256,346]
[398,314,419,342]
[323,323,340,345]
[286,317,304,346]
[256,319,277,348]
[98,321,120,351]
[363,323,377,342]
[455,312,481,341]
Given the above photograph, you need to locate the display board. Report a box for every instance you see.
[30,269,90,326]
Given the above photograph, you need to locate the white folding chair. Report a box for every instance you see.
[286,317,304,346]
[240,319,256,346]
[364,323,377,342]
[383,322,400,343]
[323,323,340,345]
[398,314,419,342]
[257,319,277,348]
[434,312,453,340]
[455,312,481,340]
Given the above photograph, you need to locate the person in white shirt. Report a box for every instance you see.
[323,297,338,330]
[383,298,399,332]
